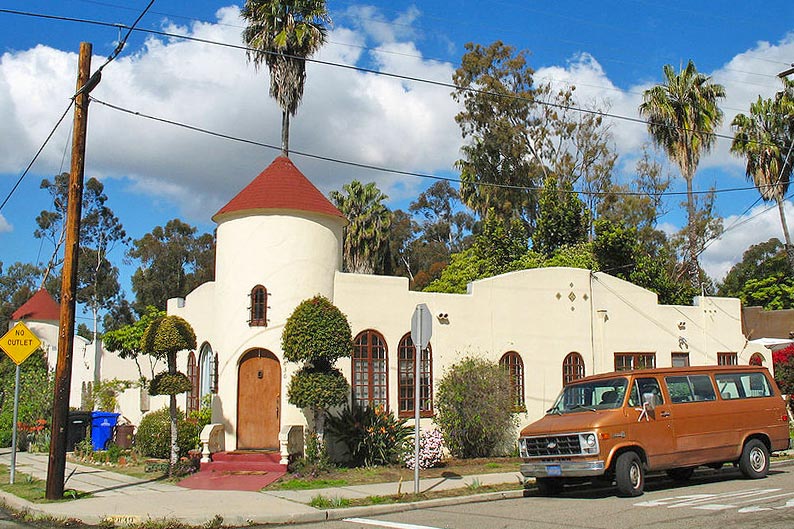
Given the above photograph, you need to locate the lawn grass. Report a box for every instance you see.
[270,457,521,490]
[0,464,89,502]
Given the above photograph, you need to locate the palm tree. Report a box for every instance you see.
[639,60,725,288]
[731,82,794,271]
[241,0,330,157]
[330,181,393,274]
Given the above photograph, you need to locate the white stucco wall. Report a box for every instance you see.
[170,209,345,450]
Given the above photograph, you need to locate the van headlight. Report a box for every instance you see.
[580,433,598,454]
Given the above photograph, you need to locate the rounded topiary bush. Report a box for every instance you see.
[135,407,200,459]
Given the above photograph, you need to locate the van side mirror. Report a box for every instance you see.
[642,392,658,411]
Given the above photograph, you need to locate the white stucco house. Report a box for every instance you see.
[163,156,769,461]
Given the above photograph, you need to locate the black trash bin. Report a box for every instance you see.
[66,411,92,451]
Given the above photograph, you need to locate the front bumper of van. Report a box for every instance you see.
[521,460,606,478]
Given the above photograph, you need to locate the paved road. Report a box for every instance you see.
[273,462,794,529]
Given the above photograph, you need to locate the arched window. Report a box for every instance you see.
[500,351,525,410]
[749,352,765,366]
[352,330,388,408]
[200,343,218,399]
[398,333,433,418]
[250,285,267,326]
[187,351,199,413]
[563,352,585,386]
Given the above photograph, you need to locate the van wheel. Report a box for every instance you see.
[615,452,644,497]
[666,467,694,482]
[739,439,769,479]
[536,477,564,496]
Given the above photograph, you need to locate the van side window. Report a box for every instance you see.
[664,375,716,403]
[628,377,664,407]
[715,372,773,399]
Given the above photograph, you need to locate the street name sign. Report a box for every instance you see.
[0,321,42,365]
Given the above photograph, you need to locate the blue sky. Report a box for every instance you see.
[1,0,794,316]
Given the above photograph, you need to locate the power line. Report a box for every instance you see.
[90,96,769,199]
[0,2,154,213]
[0,100,74,212]
[0,7,784,149]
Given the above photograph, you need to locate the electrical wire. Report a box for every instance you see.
[0,7,784,150]
[0,100,74,212]
[0,2,154,213]
[90,96,771,199]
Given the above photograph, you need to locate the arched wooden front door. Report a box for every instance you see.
[237,349,281,450]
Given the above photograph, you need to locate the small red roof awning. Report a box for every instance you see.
[213,156,345,222]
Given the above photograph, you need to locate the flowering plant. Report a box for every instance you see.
[404,428,444,470]
[326,403,412,467]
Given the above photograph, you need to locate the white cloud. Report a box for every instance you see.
[0,212,11,233]
[0,5,460,221]
[700,200,791,281]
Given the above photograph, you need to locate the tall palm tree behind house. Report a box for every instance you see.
[639,60,725,290]
[241,0,330,157]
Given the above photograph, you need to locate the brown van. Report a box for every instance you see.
[518,365,791,497]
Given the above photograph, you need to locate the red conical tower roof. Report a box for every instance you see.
[11,289,60,322]
[212,156,345,222]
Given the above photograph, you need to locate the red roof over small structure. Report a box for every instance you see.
[213,156,345,222]
[11,289,60,322]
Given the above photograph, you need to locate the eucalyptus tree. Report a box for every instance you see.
[731,81,794,271]
[330,181,393,274]
[241,0,330,156]
[639,60,725,288]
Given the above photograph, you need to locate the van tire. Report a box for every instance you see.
[615,452,644,496]
[666,467,695,482]
[536,477,564,495]
[739,439,769,479]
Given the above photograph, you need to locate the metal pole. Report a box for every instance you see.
[10,365,20,484]
[46,42,93,500]
[414,306,422,494]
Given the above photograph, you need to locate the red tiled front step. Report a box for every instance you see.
[180,452,287,491]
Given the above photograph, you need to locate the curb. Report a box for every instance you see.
[283,488,527,525]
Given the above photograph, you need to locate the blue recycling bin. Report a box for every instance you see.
[90,411,120,451]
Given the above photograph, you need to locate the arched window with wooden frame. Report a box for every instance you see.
[398,333,433,418]
[500,351,525,411]
[250,285,268,326]
[563,352,585,386]
[352,330,388,408]
[186,351,199,413]
[200,343,218,399]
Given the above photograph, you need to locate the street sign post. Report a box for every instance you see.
[0,321,42,484]
[410,304,432,494]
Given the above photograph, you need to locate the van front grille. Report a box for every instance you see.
[523,434,582,457]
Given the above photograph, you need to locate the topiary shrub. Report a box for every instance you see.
[435,356,518,458]
[326,404,412,467]
[287,365,349,411]
[135,407,200,459]
[149,372,192,396]
[282,296,353,364]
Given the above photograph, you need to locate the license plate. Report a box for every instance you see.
[546,465,562,477]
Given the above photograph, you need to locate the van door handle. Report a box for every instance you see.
[660,411,671,417]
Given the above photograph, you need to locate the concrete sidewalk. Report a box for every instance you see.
[0,451,525,526]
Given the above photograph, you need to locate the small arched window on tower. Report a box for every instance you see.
[250,285,268,326]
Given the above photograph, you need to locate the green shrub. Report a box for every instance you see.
[435,356,518,458]
[326,404,412,467]
[135,407,200,459]
[281,296,353,364]
[287,365,349,410]
[0,352,53,448]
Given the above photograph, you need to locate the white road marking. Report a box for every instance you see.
[343,518,443,529]
[636,488,794,514]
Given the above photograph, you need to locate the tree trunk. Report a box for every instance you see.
[281,111,290,157]
[167,353,178,476]
[685,175,700,290]
[776,196,794,273]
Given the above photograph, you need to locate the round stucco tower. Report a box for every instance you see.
[211,156,346,351]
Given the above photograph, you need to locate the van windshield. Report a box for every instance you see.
[548,377,628,414]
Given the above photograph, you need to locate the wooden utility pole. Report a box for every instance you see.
[46,42,94,500]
